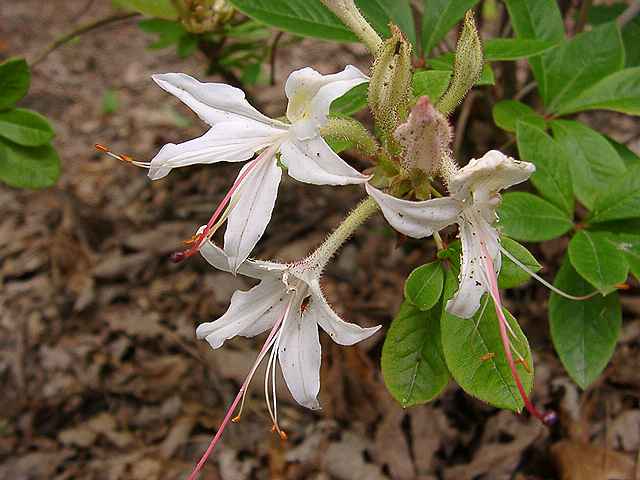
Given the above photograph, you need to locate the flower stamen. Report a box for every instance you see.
[94,144,150,168]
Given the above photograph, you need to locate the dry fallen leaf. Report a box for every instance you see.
[552,440,635,480]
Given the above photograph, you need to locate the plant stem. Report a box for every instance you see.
[575,0,593,34]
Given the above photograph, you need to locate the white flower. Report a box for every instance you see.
[145,66,370,270]
[196,240,380,418]
[367,150,535,318]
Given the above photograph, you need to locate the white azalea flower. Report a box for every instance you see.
[366,150,535,318]
[143,66,370,270]
[195,240,380,435]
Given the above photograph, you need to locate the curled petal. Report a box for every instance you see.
[200,240,285,280]
[366,184,461,238]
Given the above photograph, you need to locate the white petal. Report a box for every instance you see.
[308,281,381,346]
[196,278,284,349]
[153,73,286,128]
[366,184,461,238]
[148,122,286,180]
[200,240,285,280]
[446,210,502,318]
[280,137,369,186]
[449,150,535,200]
[278,305,321,410]
[224,154,282,272]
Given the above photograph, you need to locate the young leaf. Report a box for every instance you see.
[0,109,54,147]
[0,58,30,110]
[551,120,626,210]
[568,230,629,295]
[516,121,573,215]
[0,138,60,189]
[589,164,640,223]
[549,257,621,389]
[498,237,541,289]
[421,0,480,57]
[404,261,444,311]
[498,192,573,242]
[412,70,452,102]
[543,22,624,113]
[483,38,557,61]
[441,271,533,411]
[555,67,640,116]
[503,0,564,102]
[330,82,368,116]
[492,100,545,133]
[381,300,449,407]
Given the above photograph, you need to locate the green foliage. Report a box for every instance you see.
[428,52,495,86]
[493,100,545,133]
[421,0,480,57]
[0,138,60,189]
[102,89,120,114]
[499,192,573,242]
[138,19,199,57]
[412,70,452,102]
[404,261,444,311]
[0,58,30,110]
[497,237,541,289]
[0,109,54,147]
[330,83,369,116]
[113,0,178,19]
[549,258,621,389]
[483,38,557,61]
[589,165,640,223]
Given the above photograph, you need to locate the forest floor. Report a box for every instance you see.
[1,1,640,479]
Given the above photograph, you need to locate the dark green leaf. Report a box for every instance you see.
[498,192,573,242]
[589,164,640,223]
[549,257,621,388]
[0,108,54,147]
[499,237,541,289]
[604,233,640,279]
[483,38,557,61]
[412,70,451,102]
[405,261,444,311]
[0,137,60,189]
[492,100,545,133]
[606,136,640,167]
[381,300,449,407]
[0,58,30,110]
[551,120,626,210]
[516,121,573,215]
[421,0,480,57]
[587,4,640,67]
[330,82,368,116]
[568,230,628,294]
[177,34,199,58]
[428,53,495,85]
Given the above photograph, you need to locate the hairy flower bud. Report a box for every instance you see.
[394,96,452,175]
[437,11,483,115]
[368,25,412,139]
[320,0,382,53]
[177,0,234,34]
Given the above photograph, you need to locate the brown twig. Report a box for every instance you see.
[618,1,640,28]
[269,31,284,86]
[454,90,478,158]
[575,0,593,34]
[31,12,140,67]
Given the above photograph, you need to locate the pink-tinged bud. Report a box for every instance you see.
[170,251,188,263]
[394,96,452,175]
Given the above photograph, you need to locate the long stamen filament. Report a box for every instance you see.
[499,245,598,301]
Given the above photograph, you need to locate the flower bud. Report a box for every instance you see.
[394,96,452,176]
[321,117,379,157]
[320,0,382,53]
[436,11,483,115]
[177,0,234,34]
[368,25,412,139]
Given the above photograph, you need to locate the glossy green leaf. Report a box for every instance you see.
[568,230,628,295]
[441,271,533,411]
[549,257,621,389]
[0,58,30,110]
[551,120,626,210]
[492,100,545,133]
[421,0,480,56]
[589,164,640,223]
[113,0,178,19]
[412,70,451,101]
[555,67,640,116]
[382,300,449,407]
[543,22,624,112]
[498,237,541,289]
[0,138,60,189]
[498,192,573,242]
[0,108,54,147]
[483,38,557,61]
[405,261,444,311]
[330,82,368,116]
[428,53,495,85]
[503,0,564,102]
[516,121,573,215]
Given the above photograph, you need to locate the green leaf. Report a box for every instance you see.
[412,70,451,101]
[604,233,640,279]
[0,137,60,189]
[441,270,533,411]
[0,108,54,147]
[405,261,444,311]
[177,34,199,58]
[568,230,628,295]
[543,22,624,112]
[0,58,30,110]
[587,4,640,67]
[428,53,495,85]
[483,38,557,61]
[498,192,573,242]
[551,120,626,210]
[549,257,621,389]
[330,82,368,116]
[358,0,417,48]
[516,121,573,215]
[499,237,541,289]
[555,67,640,116]
[607,136,640,167]
[492,100,545,133]
[589,164,640,223]
[421,0,480,57]
[503,0,565,102]
[102,90,119,114]
[381,301,450,407]
[113,0,178,19]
